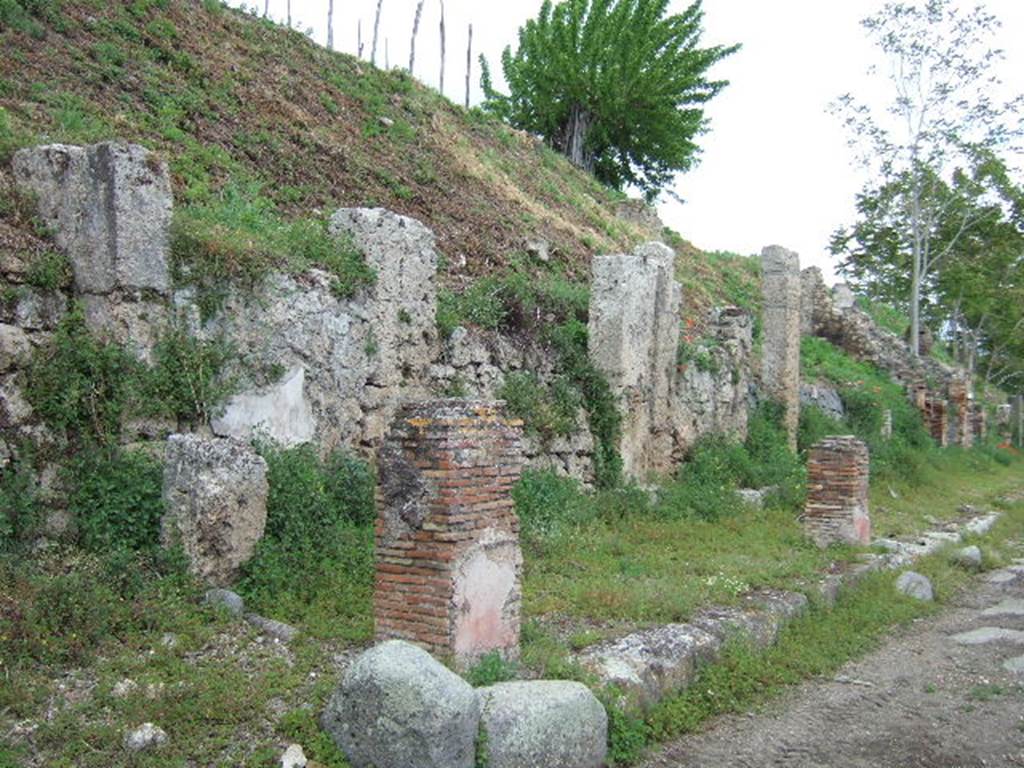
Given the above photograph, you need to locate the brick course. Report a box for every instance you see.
[804,436,870,547]
[374,399,525,666]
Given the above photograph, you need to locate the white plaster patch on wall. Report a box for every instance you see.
[211,366,316,446]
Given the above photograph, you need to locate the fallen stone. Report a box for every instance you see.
[981,599,1024,617]
[161,434,269,587]
[205,588,245,618]
[112,679,138,699]
[245,614,298,643]
[987,569,1022,586]
[321,640,480,768]
[736,488,765,509]
[952,545,983,570]
[951,627,1024,645]
[478,681,607,768]
[895,571,934,602]
[964,513,1000,536]
[579,623,722,707]
[1003,655,1024,674]
[123,723,168,752]
[281,743,307,768]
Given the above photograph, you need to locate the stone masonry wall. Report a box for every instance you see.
[374,400,524,666]
[761,246,801,451]
[803,436,871,547]
[948,376,972,449]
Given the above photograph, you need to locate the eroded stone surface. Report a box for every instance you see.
[896,571,934,602]
[981,599,1024,617]
[211,367,316,446]
[161,435,269,587]
[950,627,1024,646]
[479,681,607,768]
[761,245,801,449]
[321,640,480,768]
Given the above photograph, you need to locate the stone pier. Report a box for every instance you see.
[588,243,681,478]
[949,377,972,448]
[925,395,949,447]
[972,405,987,444]
[761,246,801,451]
[804,436,870,547]
[374,400,524,666]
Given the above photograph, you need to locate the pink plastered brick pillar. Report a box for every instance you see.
[804,436,871,548]
[374,399,524,667]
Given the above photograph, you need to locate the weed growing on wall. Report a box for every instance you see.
[498,371,581,444]
[0,452,40,547]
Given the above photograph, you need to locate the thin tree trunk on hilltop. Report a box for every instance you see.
[439,0,446,96]
[327,0,334,50]
[465,23,473,109]
[371,0,384,65]
[409,0,425,74]
[358,19,364,58]
[286,0,291,28]
[263,0,269,17]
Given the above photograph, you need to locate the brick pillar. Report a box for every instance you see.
[804,436,870,547]
[374,400,524,666]
[949,377,972,448]
[761,246,801,451]
[972,405,987,443]
[925,395,949,447]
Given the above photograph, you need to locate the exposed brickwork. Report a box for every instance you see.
[924,395,949,447]
[949,377,972,448]
[761,246,802,451]
[374,399,524,666]
[804,436,870,548]
[972,405,987,443]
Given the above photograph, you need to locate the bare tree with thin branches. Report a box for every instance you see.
[371,0,384,65]
[409,0,425,74]
[358,19,364,59]
[465,23,472,108]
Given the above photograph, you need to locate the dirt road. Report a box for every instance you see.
[643,562,1024,768]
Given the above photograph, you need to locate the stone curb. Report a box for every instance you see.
[576,512,1001,708]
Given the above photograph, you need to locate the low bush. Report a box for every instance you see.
[498,371,581,444]
[512,470,596,546]
[0,453,40,547]
[237,443,376,639]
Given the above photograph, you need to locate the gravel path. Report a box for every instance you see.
[643,562,1024,768]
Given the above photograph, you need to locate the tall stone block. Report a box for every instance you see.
[804,436,870,547]
[12,142,172,295]
[761,246,801,450]
[375,400,524,666]
[588,242,681,478]
[161,435,269,587]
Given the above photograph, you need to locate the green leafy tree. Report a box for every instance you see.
[830,0,1023,357]
[480,0,737,197]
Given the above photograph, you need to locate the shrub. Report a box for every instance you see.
[23,249,70,290]
[0,454,40,546]
[67,448,165,552]
[142,324,234,428]
[466,651,518,687]
[25,306,141,447]
[498,372,581,443]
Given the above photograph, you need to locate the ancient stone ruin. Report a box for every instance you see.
[948,376,973,448]
[374,399,524,666]
[761,245,802,450]
[161,434,269,587]
[803,436,871,547]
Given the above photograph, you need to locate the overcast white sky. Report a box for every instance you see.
[243,0,1024,281]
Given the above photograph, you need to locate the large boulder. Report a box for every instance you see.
[161,435,268,586]
[321,640,480,768]
[478,681,607,768]
[896,571,934,602]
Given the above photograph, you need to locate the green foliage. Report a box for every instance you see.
[498,372,581,444]
[466,651,518,687]
[276,709,351,768]
[513,470,596,546]
[0,453,40,546]
[482,0,738,196]
[25,306,141,447]
[0,0,62,38]
[170,182,375,319]
[0,106,31,164]
[238,444,375,639]
[67,449,164,552]
[600,688,649,766]
[142,325,234,428]
[676,335,719,373]
[546,319,622,487]
[23,249,70,290]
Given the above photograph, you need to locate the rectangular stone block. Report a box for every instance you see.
[761,246,801,451]
[375,400,524,666]
[12,142,171,295]
[804,436,870,548]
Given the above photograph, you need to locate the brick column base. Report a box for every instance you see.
[804,436,870,547]
[374,400,524,667]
